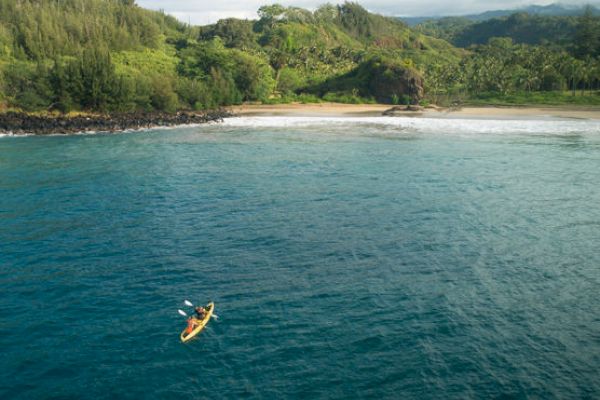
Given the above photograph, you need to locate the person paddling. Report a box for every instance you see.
[185,317,197,335]
[194,306,207,320]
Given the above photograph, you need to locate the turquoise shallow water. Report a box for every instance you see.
[1,116,600,399]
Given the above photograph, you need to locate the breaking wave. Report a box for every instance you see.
[222,116,600,136]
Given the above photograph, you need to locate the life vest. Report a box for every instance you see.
[186,319,194,334]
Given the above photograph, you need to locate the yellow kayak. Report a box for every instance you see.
[180,302,214,343]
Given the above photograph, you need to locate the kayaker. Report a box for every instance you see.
[185,317,197,334]
[194,306,207,319]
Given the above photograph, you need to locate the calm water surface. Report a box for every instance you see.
[1,117,600,399]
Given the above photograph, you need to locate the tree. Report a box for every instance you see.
[277,67,303,94]
[336,2,373,39]
[200,19,256,49]
[111,75,137,111]
[314,4,338,23]
[150,75,178,112]
[79,47,117,111]
[49,58,74,113]
[258,4,287,19]
[2,61,52,111]
[231,51,275,101]
[574,6,599,58]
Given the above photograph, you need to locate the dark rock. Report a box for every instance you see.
[0,110,233,136]
[382,105,424,116]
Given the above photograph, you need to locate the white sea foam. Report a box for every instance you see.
[0,121,221,138]
[0,132,33,138]
[2,116,598,138]
[222,116,600,136]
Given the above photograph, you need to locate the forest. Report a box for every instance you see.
[0,0,598,113]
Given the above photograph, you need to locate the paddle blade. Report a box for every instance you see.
[211,314,219,320]
[184,300,194,307]
[178,309,187,317]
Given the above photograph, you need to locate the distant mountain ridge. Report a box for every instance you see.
[401,3,600,26]
[411,3,600,52]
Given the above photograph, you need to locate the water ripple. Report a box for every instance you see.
[1,121,600,398]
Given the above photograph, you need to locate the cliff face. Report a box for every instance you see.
[368,60,425,103]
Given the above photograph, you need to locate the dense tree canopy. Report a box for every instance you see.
[574,6,600,58]
[0,1,598,112]
[416,8,600,59]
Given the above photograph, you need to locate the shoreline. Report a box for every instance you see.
[0,110,232,136]
[232,103,600,120]
[1,104,598,136]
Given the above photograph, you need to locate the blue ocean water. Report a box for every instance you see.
[1,116,600,399]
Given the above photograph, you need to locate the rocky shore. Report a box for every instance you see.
[0,110,232,135]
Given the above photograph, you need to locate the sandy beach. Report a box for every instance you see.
[232,103,600,120]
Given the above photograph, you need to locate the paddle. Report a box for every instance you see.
[184,299,219,320]
[178,309,188,317]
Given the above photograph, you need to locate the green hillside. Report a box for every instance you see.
[415,8,600,57]
[415,8,600,105]
[0,1,598,113]
[452,14,578,49]
[197,3,463,103]
[0,0,188,112]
